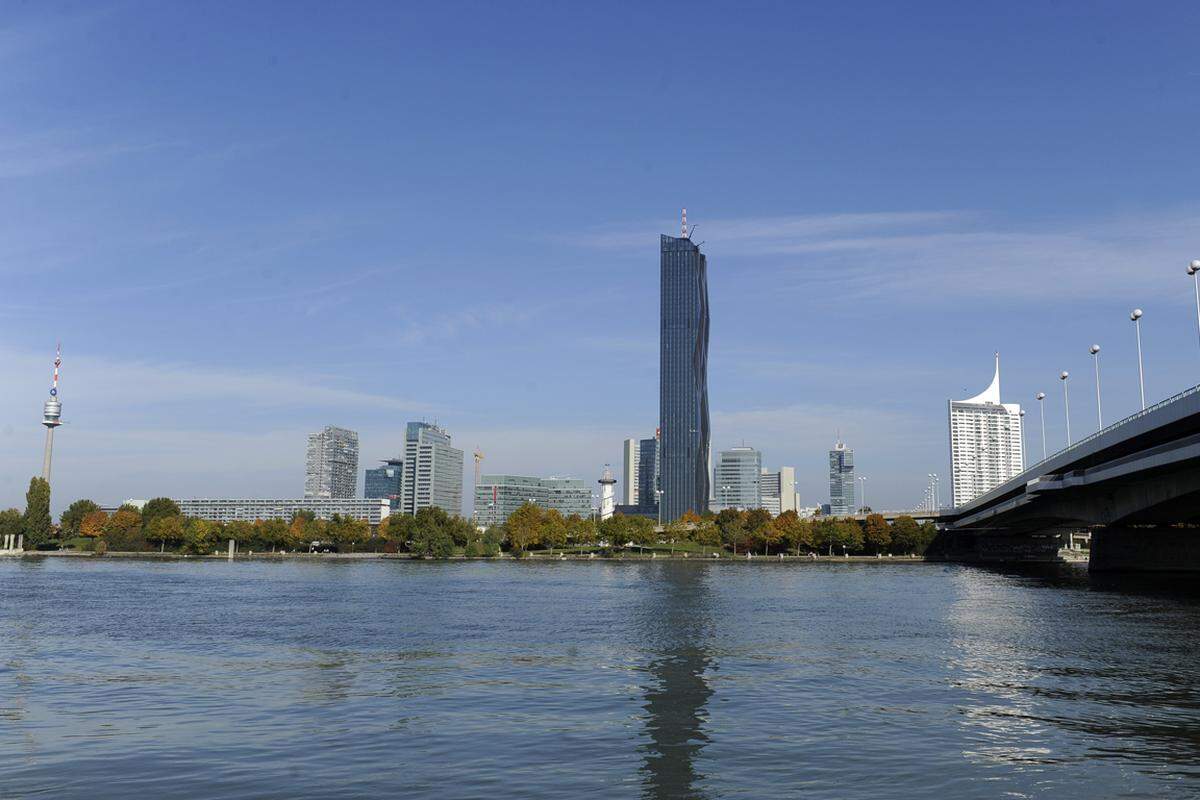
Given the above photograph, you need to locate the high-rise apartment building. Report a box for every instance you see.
[474,474,593,529]
[659,222,710,522]
[305,426,359,499]
[621,438,640,506]
[949,354,1024,507]
[760,466,796,517]
[828,441,855,516]
[365,457,404,511]
[400,422,464,516]
[713,447,762,511]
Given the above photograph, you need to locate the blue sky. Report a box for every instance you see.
[4,1,1200,514]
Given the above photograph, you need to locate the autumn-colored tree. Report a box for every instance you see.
[145,514,183,552]
[863,514,892,554]
[772,510,813,555]
[329,515,369,551]
[60,499,100,538]
[225,520,255,549]
[102,507,142,542]
[693,520,722,547]
[255,519,292,552]
[832,520,865,554]
[678,510,703,525]
[564,514,596,546]
[79,510,109,539]
[505,502,543,553]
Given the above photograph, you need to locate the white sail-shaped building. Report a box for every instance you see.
[948,354,1024,507]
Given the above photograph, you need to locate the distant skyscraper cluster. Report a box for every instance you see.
[948,354,1023,506]
[305,425,360,499]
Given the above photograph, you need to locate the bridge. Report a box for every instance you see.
[931,383,1200,571]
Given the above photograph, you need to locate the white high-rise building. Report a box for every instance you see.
[621,438,640,506]
[400,422,464,516]
[305,426,359,499]
[760,466,796,516]
[949,354,1024,507]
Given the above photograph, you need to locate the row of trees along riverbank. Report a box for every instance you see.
[5,484,937,558]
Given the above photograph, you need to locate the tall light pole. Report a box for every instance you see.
[1036,392,1047,460]
[1089,344,1103,431]
[1019,409,1027,469]
[1190,260,1200,357]
[1131,308,1145,410]
[1061,371,1072,446]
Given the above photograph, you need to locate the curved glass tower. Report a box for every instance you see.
[660,233,710,521]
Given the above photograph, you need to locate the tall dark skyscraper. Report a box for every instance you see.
[659,214,710,522]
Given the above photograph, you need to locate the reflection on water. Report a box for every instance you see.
[4,559,1200,799]
[638,564,713,799]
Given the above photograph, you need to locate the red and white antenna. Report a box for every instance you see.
[50,342,61,398]
[681,207,688,238]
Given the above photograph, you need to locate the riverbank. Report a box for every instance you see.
[8,550,931,563]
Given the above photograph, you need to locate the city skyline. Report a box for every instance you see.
[5,4,1200,515]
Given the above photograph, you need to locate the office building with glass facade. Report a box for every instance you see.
[659,232,710,522]
[400,422,464,516]
[473,474,592,529]
[713,447,762,511]
[828,441,855,516]
[365,457,403,511]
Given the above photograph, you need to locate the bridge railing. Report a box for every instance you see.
[1023,382,1200,478]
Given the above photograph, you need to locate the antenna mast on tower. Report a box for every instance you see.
[41,343,64,482]
[681,207,688,238]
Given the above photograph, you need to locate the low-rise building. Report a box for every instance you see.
[474,474,592,528]
[174,497,390,525]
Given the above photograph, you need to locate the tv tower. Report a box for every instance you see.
[41,344,63,482]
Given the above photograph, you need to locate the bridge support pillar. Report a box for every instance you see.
[1090,527,1200,573]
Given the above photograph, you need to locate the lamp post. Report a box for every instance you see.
[1019,409,1027,469]
[1131,308,1145,410]
[1061,371,1072,446]
[1190,260,1200,357]
[1035,392,1047,460]
[1089,344,1103,431]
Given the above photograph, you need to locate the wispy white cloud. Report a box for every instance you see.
[394,305,534,345]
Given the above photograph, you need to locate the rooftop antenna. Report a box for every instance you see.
[681,207,688,238]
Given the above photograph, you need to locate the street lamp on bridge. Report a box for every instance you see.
[1089,344,1103,432]
[1061,371,1072,447]
[1035,392,1047,460]
[1131,308,1146,411]
[1190,260,1200,359]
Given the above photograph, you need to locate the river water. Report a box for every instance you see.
[2,559,1200,799]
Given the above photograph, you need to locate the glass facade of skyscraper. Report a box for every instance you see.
[713,447,762,511]
[473,474,592,529]
[364,457,403,510]
[828,442,855,516]
[659,233,710,522]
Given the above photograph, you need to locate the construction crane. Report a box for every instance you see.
[473,447,484,488]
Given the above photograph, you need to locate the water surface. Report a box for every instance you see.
[2,559,1199,798]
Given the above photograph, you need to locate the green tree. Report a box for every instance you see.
[715,509,747,554]
[564,514,596,547]
[21,477,52,550]
[627,516,657,547]
[378,514,415,551]
[146,515,184,552]
[917,521,938,555]
[183,517,220,554]
[0,508,22,546]
[255,519,291,552]
[693,519,722,547]
[329,515,369,551]
[863,513,892,554]
[445,516,474,548]
[141,497,182,529]
[60,499,100,538]
[411,525,454,558]
[890,515,922,554]
[505,502,543,553]
[541,509,568,553]
[225,520,256,549]
[745,508,776,554]
[832,519,865,555]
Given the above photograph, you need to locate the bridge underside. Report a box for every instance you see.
[936,431,1200,571]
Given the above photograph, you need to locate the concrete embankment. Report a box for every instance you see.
[16,550,931,564]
